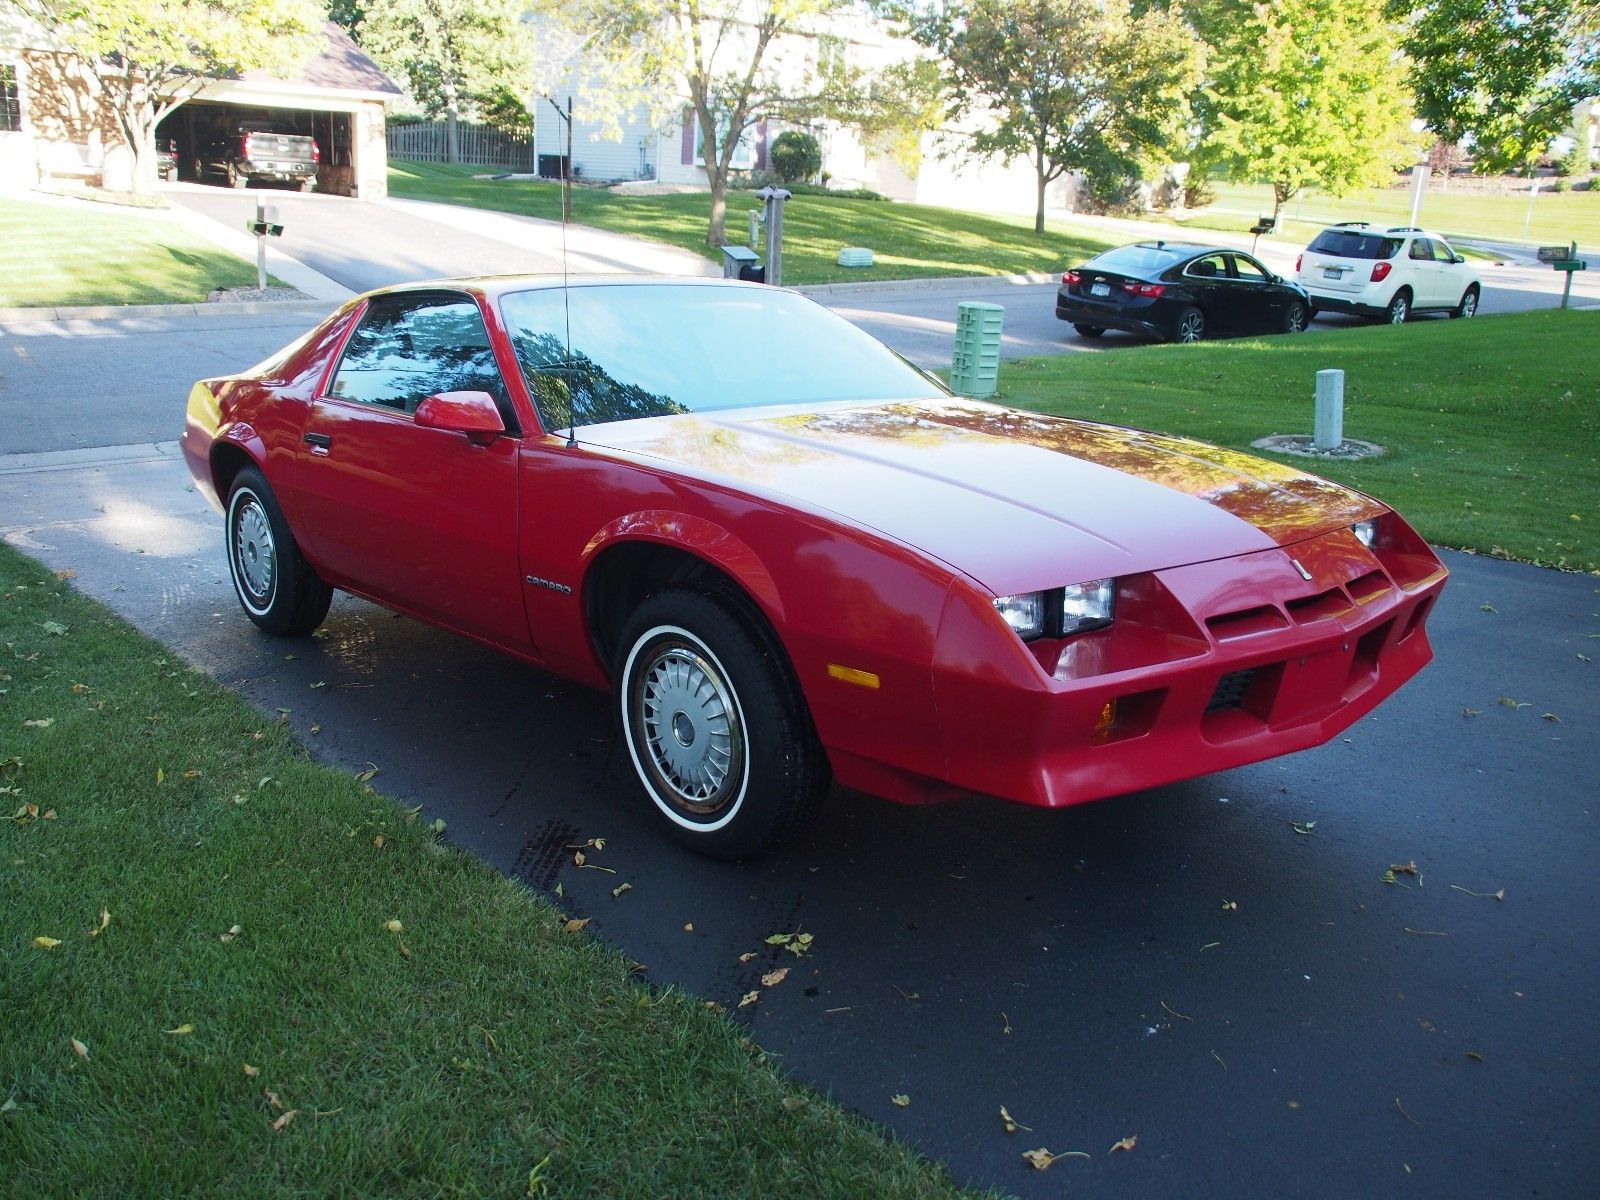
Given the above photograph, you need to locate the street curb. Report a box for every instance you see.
[0,299,335,324]
[0,440,182,476]
[792,271,1061,299]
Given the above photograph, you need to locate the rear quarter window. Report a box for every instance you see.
[1308,230,1402,260]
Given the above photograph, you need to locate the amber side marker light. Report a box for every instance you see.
[827,664,881,689]
[1092,700,1118,743]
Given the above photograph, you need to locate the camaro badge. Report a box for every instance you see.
[525,575,572,595]
[1291,559,1313,581]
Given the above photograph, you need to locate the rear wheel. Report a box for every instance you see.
[1072,324,1106,339]
[1173,306,1206,343]
[226,467,332,636]
[1283,300,1309,333]
[1451,286,1479,319]
[615,587,828,860]
[227,163,248,189]
[299,178,315,193]
[1385,289,1410,324]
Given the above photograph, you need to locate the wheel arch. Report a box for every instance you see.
[209,425,268,502]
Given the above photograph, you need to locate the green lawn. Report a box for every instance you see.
[0,195,263,308]
[997,309,1599,572]
[390,160,1121,284]
[0,542,981,1198]
[1178,179,1600,251]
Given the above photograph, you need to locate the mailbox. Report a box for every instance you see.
[720,243,764,282]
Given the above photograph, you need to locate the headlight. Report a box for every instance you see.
[1352,518,1379,549]
[993,579,1116,641]
[993,591,1047,640]
[1061,578,1115,635]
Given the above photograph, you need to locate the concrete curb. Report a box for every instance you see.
[0,440,182,476]
[0,299,334,324]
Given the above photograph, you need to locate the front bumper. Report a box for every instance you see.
[918,524,1445,809]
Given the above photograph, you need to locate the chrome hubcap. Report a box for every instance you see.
[1289,306,1306,331]
[635,645,742,813]
[233,496,276,602]
[1179,315,1202,342]
[1462,294,1476,317]
[1391,300,1407,323]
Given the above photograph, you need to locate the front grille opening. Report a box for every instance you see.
[1399,595,1434,642]
[1207,668,1256,713]
[1346,569,1395,604]
[1206,605,1288,640]
[1286,587,1349,623]
[1343,620,1394,700]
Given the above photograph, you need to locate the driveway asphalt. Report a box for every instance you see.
[1,438,1596,1200]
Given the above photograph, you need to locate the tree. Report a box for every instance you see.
[911,0,1203,234]
[548,0,879,247]
[1391,0,1600,173]
[1198,0,1420,223]
[358,0,535,163]
[8,0,323,194]
[769,129,822,181]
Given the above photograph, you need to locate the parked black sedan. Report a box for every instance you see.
[1055,241,1313,343]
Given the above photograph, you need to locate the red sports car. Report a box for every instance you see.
[183,277,1447,858]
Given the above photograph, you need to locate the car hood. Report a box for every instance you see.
[582,398,1384,594]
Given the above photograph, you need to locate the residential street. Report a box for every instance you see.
[1,341,1597,1199]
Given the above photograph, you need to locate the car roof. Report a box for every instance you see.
[356,275,766,305]
[1318,222,1444,238]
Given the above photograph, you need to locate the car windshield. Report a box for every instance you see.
[1084,244,1189,275]
[1308,230,1403,260]
[499,284,938,431]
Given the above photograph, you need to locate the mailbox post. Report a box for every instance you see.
[244,199,283,291]
[755,186,791,286]
[1537,241,1589,309]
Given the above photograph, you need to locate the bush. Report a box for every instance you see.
[1558,146,1591,180]
[1081,171,1147,217]
[1183,176,1216,208]
[770,130,822,184]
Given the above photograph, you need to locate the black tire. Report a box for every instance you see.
[1385,289,1410,324]
[227,164,248,189]
[615,586,828,860]
[1072,324,1106,338]
[1283,299,1309,333]
[225,467,332,636]
[1172,306,1205,343]
[1451,286,1479,319]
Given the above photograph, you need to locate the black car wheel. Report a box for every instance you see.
[1173,307,1206,343]
[616,587,828,860]
[1072,324,1106,339]
[1451,286,1479,319]
[226,467,332,636]
[1385,290,1410,324]
[1284,300,1309,333]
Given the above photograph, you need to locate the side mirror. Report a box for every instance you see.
[415,390,505,446]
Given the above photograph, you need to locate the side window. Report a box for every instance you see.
[1408,238,1435,261]
[331,298,516,429]
[1185,253,1228,279]
[1229,254,1270,282]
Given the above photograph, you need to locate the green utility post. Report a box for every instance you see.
[950,301,1004,398]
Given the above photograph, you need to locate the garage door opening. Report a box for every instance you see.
[158,102,356,195]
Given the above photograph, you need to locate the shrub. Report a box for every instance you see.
[1081,171,1147,217]
[1183,175,1216,208]
[770,130,822,184]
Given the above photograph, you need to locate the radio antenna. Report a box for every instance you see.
[555,93,576,448]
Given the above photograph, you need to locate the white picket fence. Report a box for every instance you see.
[387,121,533,170]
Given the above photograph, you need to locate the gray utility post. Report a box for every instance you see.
[755,186,791,286]
[1314,369,1345,450]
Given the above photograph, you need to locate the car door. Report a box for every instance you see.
[1226,253,1284,332]
[1180,253,1235,332]
[293,293,533,652]
[1406,237,1445,307]
[1432,236,1469,305]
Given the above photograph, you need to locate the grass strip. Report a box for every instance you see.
[0,542,981,1199]
[996,309,1599,572]
[0,195,264,309]
[389,160,1121,285]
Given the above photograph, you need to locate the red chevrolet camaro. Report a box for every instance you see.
[183,276,1447,858]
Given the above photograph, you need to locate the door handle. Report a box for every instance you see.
[304,431,332,456]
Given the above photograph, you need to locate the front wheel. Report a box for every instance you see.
[1452,286,1479,319]
[1385,290,1410,324]
[1072,324,1106,339]
[1283,300,1309,333]
[616,588,828,860]
[226,467,332,636]
[1172,306,1206,343]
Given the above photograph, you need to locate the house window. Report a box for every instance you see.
[0,64,21,134]
[694,113,756,170]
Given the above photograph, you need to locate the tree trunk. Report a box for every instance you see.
[1272,181,1292,226]
[706,163,728,247]
[1034,151,1047,234]
[444,79,460,164]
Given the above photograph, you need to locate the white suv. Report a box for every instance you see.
[1296,223,1481,324]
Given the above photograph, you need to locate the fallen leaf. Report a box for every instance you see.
[563,917,591,933]
[737,990,760,1009]
[354,764,379,783]
[1290,820,1317,835]
[890,1094,910,1108]
[310,681,326,689]
[781,1096,807,1112]
[1109,1135,1138,1154]
[155,767,164,785]
[22,719,53,729]
[1022,1148,1057,1170]
[272,1109,298,1132]
[385,919,403,933]
[1449,884,1505,901]
[42,620,68,636]
[611,882,632,899]
[264,1088,283,1110]
[32,936,60,949]
[1,1097,16,1113]
[220,924,243,943]
[89,908,110,938]
[683,923,694,933]
[1541,712,1561,723]
[765,933,793,946]
[71,683,92,694]
[309,723,321,735]
[1478,603,1496,614]
[1465,1051,1485,1063]
[70,1037,89,1061]
[761,967,790,988]
[703,1000,724,1014]
[1000,1105,1032,1133]
[164,1024,194,1036]
[1221,900,1237,912]
[243,1062,261,1077]
[738,951,758,963]
[373,834,386,849]
[1462,707,1481,718]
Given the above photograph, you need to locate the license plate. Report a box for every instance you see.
[1090,282,1110,297]
[1322,267,1342,279]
